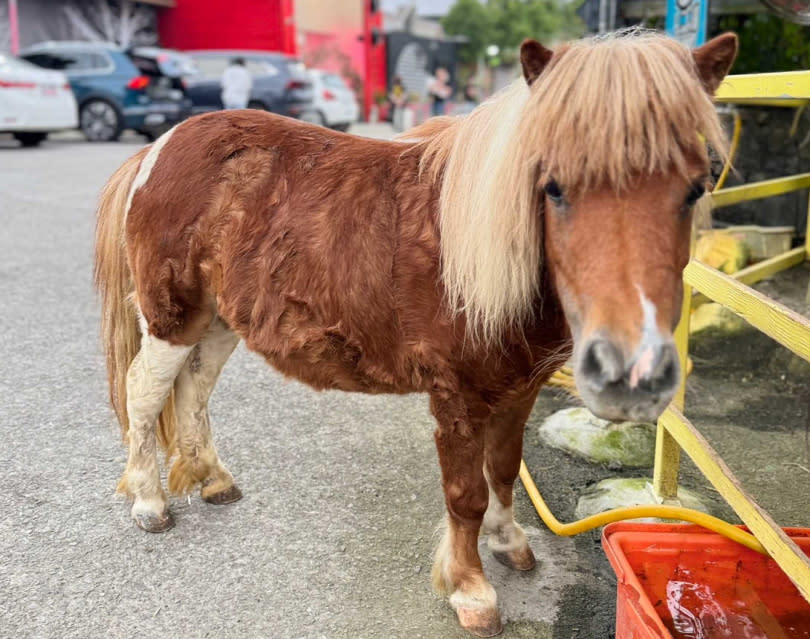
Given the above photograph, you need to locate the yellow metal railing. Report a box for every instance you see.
[654,70,810,601]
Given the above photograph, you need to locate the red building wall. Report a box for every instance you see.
[159,0,385,119]
[363,4,386,121]
[297,0,385,121]
[159,0,296,54]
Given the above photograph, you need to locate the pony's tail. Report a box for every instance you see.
[93,149,177,493]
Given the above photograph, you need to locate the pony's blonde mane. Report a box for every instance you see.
[418,30,728,344]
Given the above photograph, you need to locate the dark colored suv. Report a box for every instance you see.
[20,41,192,141]
[184,50,317,121]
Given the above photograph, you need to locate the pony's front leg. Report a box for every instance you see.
[430,393,501,637]
[482,393,539,571]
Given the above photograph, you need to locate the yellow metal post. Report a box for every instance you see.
[805,194,810,305]
[684,261,810,362]
[691,246,807,309]
[716,70,810,104]
[652,232,694,500]
[660,408,810,602]
[806,191,810,259]
[711,173,810,208]
[652,293,688,498]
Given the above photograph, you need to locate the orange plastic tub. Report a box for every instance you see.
[602,522,810,638]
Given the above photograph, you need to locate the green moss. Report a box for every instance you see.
[539,409,656,468]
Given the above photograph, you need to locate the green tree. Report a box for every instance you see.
[718,14,810,73]
[443,0,582,65]
[443,0,494,64]
[488,0,576,49]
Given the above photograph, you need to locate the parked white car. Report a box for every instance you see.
[307,69,360,131]
[0,54,77,147]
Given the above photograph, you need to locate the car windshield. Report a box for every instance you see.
[190,56,229,77]
[324,74,347,89]
[21,49,111,71]
[130,50,198,78]
[286,60,306,75]
[190,55,281,78]
[0,54,44,72]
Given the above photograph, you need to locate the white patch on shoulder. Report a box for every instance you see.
[123,124,180,222]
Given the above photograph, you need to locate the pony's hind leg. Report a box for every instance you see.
[482,393,539,571]
[124,325,193,532]
[430,392,501,638]
[168,316,241,504]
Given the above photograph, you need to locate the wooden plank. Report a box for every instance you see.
[692,247,807,308]
[711,173,810,208]
[660,408,810,602]
[684,260,810,362]
[716,71,810,103]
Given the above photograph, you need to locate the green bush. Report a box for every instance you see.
[443,0,584,65]
[718,14,810,73]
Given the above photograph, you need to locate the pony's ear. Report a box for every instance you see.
[692,33,738,94]
[520,39,553,86]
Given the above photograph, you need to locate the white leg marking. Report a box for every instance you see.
[449,581,498,612]
[123,123,180,223]
[125,308,192,516]
[433,519,498,611]
[482,469,528,554]
[172,318,239,491]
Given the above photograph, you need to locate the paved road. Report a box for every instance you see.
[0,127,603,639]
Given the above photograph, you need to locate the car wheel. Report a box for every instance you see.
[80,99,122,142]
[247,100,267,110]
[299,110,324,126]
[13,132,47,147]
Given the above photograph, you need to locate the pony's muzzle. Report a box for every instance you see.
[576,337,680,423]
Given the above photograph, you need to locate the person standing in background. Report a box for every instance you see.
[388,75,408,132]
[221,57,252,110]
[459,83,479,115]
[426,67,452,117]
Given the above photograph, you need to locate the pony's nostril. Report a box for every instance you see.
[637,345,679,393]
[582,339,624,387]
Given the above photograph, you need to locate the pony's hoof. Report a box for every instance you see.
[133,509,175,533]
[457,606,503,637]
[202,483,243,505]
[492,546,536,571]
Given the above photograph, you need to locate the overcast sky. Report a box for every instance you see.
[381,0,457,16]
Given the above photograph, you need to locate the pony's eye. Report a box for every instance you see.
[685,181,706,207]
[544,180,564,205]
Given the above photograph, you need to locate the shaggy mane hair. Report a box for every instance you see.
[411,30,728,343]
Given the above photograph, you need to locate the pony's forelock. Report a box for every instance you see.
[418,30,729,345]
[526,30,728,192]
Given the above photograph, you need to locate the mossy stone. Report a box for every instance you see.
[539,408,656,468]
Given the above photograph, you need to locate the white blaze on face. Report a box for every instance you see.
[629,291,663,389]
